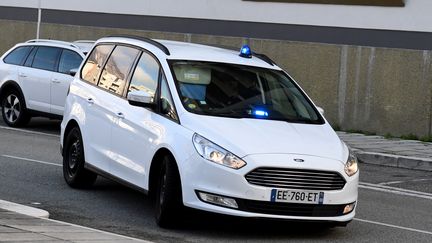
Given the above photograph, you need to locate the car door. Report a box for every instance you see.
[110,51,180,189]
[19,46,61,113]
[78,44,115,172]
[50,49,83,115]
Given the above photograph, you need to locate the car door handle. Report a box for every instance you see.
[51,78,61,84]
[116,112,125,119]
[87,98,95,104]
[18,73,27,78]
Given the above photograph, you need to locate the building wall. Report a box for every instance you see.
[0,0,431,137]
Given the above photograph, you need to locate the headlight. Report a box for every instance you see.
[192,134,246,169]
[345,151,359,176]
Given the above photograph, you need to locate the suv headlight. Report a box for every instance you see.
[192,134,246,169]
[345,151,359,176]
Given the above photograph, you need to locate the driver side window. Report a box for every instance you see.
[128,52,159,97]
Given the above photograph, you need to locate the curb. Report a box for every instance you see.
[0,199,49,218]
[0,199,152,242]
[353,149,432,172]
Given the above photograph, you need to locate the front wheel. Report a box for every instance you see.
[1,90,30,127]
[63,127,97,188]
[155,156,183,228]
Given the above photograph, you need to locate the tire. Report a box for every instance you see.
[155,156,183,228]
[63,127,97,188]
[1,89,30,127]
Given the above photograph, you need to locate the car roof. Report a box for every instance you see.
[96,36,281,70]
[19,39,94,55]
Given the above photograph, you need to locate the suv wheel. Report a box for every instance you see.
[1,90,30,127]
[63,127,97,188]
[155,156,183,228]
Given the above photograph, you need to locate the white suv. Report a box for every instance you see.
[0,39,93,127]
[61,36,359,228]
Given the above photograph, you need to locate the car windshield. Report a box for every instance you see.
[169,61,324,124]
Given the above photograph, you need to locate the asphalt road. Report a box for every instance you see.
[0,117,431,242]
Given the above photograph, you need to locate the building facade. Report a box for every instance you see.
[0,0,431,137]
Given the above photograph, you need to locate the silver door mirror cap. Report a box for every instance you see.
[127,90,155,108]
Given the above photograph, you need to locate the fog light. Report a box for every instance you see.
[197,191,238,209]
[343,202,356,214]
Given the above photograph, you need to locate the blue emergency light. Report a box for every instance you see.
[239,45,252,58]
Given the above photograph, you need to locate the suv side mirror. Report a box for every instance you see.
[317,106,325,116]
[127,90,155,108]
[69,68,78,77]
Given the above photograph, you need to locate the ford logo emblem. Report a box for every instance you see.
[294,159,304,162]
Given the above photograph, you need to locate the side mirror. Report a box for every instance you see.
[127,90,155,108]
[69,68,78,77]
[317,106,325,116]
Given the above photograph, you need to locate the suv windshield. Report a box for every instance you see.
[169,61,324,124]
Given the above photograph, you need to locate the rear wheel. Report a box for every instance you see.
[1,89,30,127]
[63,127,97,188]
[155,156,183,228]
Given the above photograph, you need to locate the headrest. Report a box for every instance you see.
[173,65,211,85]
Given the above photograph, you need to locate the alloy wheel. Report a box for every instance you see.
[3,94,21,123]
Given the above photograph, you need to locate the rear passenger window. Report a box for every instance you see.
[58,50,82,74]
[32,47,61,71]
[81,45,114,85]
[24,47,37,67]
[3,46,32,65]
[128,52,160,97]
[98,46,140,95]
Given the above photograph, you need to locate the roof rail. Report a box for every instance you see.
[73,40,95,44]
[106,35,170,55]
[26,39,79,49]
[207,44,275,66]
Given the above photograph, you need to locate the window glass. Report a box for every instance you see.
[160,74,178,121]
[58,50,82,74]
[98,46,140,95]
[3,46,32,65]
[32,47,61,71]
[170,61,323,124]
[24,47,37,67]
[128,52,160,97]
[81,45,114,84]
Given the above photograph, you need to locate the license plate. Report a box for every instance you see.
[270,189,324,204]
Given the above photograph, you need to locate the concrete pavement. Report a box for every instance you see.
[338,132,432,171]
[0,208,150,242]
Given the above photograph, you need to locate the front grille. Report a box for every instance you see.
[237,199,346,217]
[245,167,346,191]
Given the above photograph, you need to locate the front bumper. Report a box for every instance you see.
[181,153,359,222]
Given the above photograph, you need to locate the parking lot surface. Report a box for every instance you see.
[0,118,431,242]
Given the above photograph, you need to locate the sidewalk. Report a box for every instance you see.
[0,208,150,243]
[337,132,432,171]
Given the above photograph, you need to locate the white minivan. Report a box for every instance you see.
[60,36,359,228]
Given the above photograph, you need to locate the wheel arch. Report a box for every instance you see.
[148,147,181,198]
[62,119,80,156]
[0,81,27,109]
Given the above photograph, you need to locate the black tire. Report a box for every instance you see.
[63,127,97,188]
[1,89,31,127]
[155,156,183,228]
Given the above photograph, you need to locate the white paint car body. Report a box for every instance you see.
[61,36,359,226]
[0,40,92,123]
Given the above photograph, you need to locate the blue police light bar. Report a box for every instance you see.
[239,45,252,58]
[253,109,268,117]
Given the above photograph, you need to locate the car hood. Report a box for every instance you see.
[181,113,347,163]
